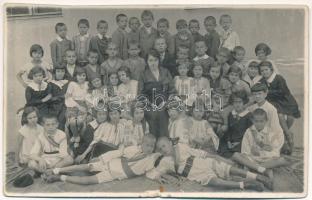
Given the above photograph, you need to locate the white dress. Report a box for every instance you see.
[65,81,89,108]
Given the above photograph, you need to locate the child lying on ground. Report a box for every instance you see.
[43,134,174,185]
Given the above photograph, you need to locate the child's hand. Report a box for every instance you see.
[74,155,85,164]
[42,94,52,102]
[227,141,233,149]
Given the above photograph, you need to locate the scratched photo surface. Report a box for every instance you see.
[3,4,307,198]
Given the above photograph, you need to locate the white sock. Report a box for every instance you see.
[246,171,257,180]
[257,166,266,173]
[239,181,244,189]
[53,168,60,175]
[60,175,67,182]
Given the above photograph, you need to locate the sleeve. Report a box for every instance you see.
[167,35,175,56]
[19,127,26,137]
[186,144,208,158]
[71,36,76,50]
[241,130,253,155]
[25,87,42,106]
[91,125,104,144]
[137,73,145,95]
[99,148,123,163]
[80,125,95,150]
[58,136,69,157]
[50,41,57,66]
[270,76,291,98]
[166,70,177,96]
[30,138,42,156]
[211,34,220,58]
[65,82,79,107]
[145,156,175,180]
[206,124,220,150]
[111,31,120,51]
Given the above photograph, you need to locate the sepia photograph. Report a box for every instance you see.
[2,2,308,198]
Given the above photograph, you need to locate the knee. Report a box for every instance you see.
[28,160,38,169]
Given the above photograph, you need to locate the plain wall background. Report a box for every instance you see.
[4,6,306,152]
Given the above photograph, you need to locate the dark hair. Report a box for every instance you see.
[21,106,39,125]
[87,49,99,57]
[219,14,232,24]
[73,67,87,82]
[116,14,127,22]
[128,17,140,26]
[258,61,274,71]
[209,62,223,78]
[252,108,268,120]
[55,22,66,32]
[154,37,167,48]
[107,103,122,122]
[130,101,148,133]
[117,66,131,78]
[248,61,259,69]
[78,18,90,28]
[191,98,206,113]
[176,19,187,29]
[177,45,190,53]
[255,43,272,56]
[42,114,58,124]
[53,63,70,80]
[141,10,154,20]
[157,18,169,28]
[97,20,108,28]
[229,90,249,105]
[128,41,140,49]
[189,19,200,27]
[145,48,160,63]
[29,44,44,57]
[204,16,217,25]
[232,46,245,56]
[194,39,207,46]
[217,47,231,59]
[27,66,46,80]
[228,64,243,78]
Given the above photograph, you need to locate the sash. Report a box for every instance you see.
[43,131,60,148]
[179,156,195,177]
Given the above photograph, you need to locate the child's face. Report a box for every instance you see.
[55,69,65,80]
[97,22,108,35]
[118,71,130,84]
[142,15,154,28]
[91,78,102,89]
[76,73,86,84]
[109,110,120,124]
[154,38,167,53]
[31,51,43,61]
[142,138,155,154]
[260,65,273,79]
[26,111,38,126]
[56,25,67,38]
[129,18,140,31]
[216,52,228,64]
[88,52,99,65]
[33,72,44,84]
[133,108,144,122]
[96,111,107,123]
[210,67,221,80]
[256,50,267,61]
[157,139,174,156]
[178,64,188,77]
[234,50,245,62]
[177,49,189,59]
[192,109,204,120]
[78,23,89,36]
[252,91,267,104]
[118,16,128,29]
[43,118,59,134]
[189,22,200,34]
[253,115,267,131]
[228,72,240,83]
[220,17,232,31]
[107,44,118,58]
[232,97,244,112]
[109,74,119,86]
[195,41,208,56]
[157,22,168,35]
[248,66,259,78]
[204,20,216,32]
[168,108,180,120]
[147,55,159,70]
[193,65,203,78]
[177,25,187,33]
[65,51,77,65]
[128,45,140,57]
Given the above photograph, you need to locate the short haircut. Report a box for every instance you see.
[178,62,190,70]
[116,13,127,22]
[128,41,140,49]
[29,44,44,57]
[156,136,171,148]
[65,49,76,55]
[219,14,232,24]
[177,45,190,52]
[97,20,108,28]
[204,16,217,25]
[154,37,167,47]
[28,66,46,80]
[141,10,154,20]
[258,61,274,71]
[252,108,268,120]
[53,63,70,80]
[21,106,39,126]
[255,43,272,56]
[233,46,245,55]
[78,18,90,28]
[248,61,259,69]
[108,41,118,49]
[195,39,207,46]
[176,19,187,29]
[228,64,243,78]
[157,18,169,28]
[118,65,131,78]
[42,114,58,123]
[209,62,223,75]
[87,49,99,57]
[218,47,231,59]
[128,17,140,26]
[251,82,268,93]
[146,48,160,62]
[73,67,87,82]
[55,22,66,32]
[229,90,249,105]
[189,19,200,26]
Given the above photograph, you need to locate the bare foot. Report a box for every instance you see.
[45,174,61,183]
[244,180,265,191]
[257,174,273,190]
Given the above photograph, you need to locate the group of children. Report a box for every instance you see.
[14,10,301,191]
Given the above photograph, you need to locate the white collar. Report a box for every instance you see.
[144,26,152,33]
[67,63,76,68]
[49,79,68,89]
[193,54,209,61]
[232,109,249,118]
[56,36,69,42]
[28,81,48,91]
[266,72,277,84]
[79,33,89,38]
[97,33,104,39]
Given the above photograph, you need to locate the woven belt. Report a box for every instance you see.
[180,156,195,177]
